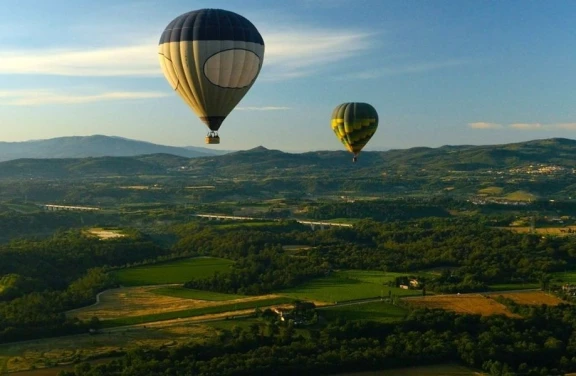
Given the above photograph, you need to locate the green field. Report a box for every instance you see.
[280,270,424,303]
[478,186,503,195]
[320,301,407,323]
[112,257,234,286]
[103,296,295,327]
[488,283,540,291]
[505,190,536,201]
[152,286,244,301]
[552,271,576,283]
[324,218,362,224]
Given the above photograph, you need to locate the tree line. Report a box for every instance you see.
[60,303,576,376]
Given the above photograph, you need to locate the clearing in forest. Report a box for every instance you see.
[477,186,503,195]
[85,228,126,239]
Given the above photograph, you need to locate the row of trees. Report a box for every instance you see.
[61,304,576,375]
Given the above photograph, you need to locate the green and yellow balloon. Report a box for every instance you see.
[158,9,265,144]
[331,102,379,163]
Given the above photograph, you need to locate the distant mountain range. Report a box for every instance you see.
[0,135,231,162]
[0,137,575,179]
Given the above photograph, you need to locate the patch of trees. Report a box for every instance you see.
[309,218,576,292]
[0,210,108,243]
[61,304,576,376]
[0,230,167,343]
[0,229,165,292]
[175,218,576,295]
[184,244,329,295]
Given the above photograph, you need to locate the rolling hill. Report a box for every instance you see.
[0,137,574,179]
[0,135,230,162]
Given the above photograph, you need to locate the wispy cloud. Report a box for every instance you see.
[236,106,291,111]
[261,27,374,80]
[0,22,374,80]
[509,123,543,130]
[555,123,576,130]
[0,89,168,106]
[468,122,502,129]
[470,121,576,131]
[0,42,158,77]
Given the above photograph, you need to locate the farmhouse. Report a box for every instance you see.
[272,307,293,321]
[562,284,576,294]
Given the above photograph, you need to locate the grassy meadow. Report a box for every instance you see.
[552,270,576,283]
[320,301,407,323]
[280,270,424,303]
[112,257,234,286]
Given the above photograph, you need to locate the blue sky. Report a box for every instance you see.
[1,0,575,152]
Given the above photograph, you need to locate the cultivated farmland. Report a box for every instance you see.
[495,291,564,306]
[68,285,281,321]
[406,294,519,318]
[406,291,563,317]
[112,257,234,286]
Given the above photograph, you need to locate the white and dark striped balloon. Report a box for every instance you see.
[158,9,265,136]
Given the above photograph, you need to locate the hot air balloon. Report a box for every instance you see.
[158,9,265,144]
[331,102,379,163]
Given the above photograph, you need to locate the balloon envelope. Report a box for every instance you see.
[331,102,379,158]
[158,9,265,140]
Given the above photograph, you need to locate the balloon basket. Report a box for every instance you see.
[205,136,220,144]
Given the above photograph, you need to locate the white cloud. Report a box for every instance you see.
[468,122,502,129]
[236,106,291,111]
[261,27,374,80]
[509,123,543,130]
[0,41,158,77]
[552,123,576,130]
[0,22,374,80]
[0,89,168,106]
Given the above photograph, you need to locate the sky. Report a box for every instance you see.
[1,0,576,152]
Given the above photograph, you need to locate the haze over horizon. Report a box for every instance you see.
[1,0,575,152]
